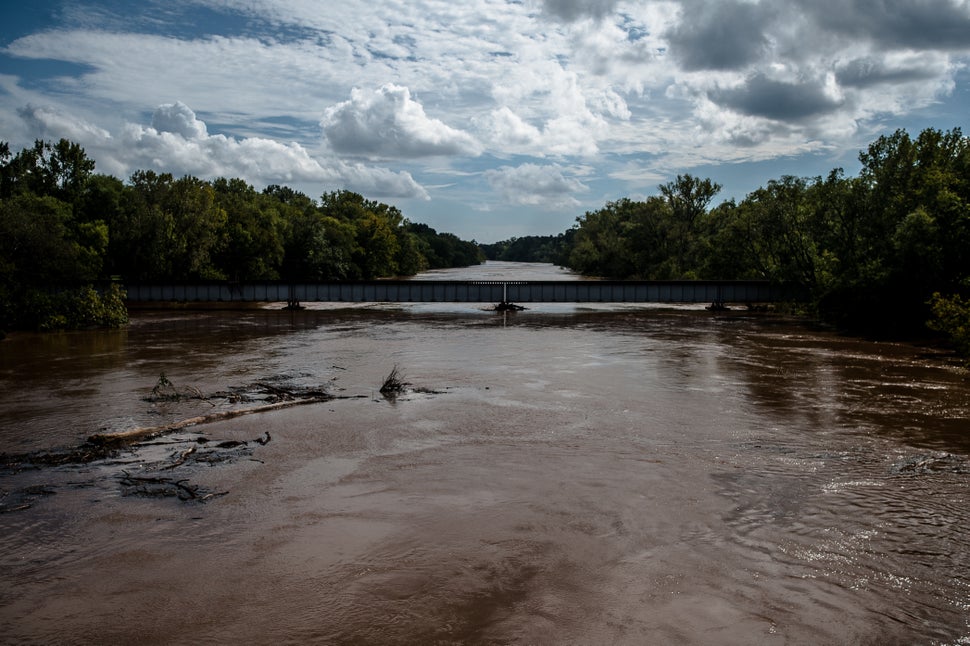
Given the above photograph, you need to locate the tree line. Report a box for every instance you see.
[0,139,483,331]
[483,127,970,348]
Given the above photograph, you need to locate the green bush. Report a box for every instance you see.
[14,284,128,331]
[927,292,970,358]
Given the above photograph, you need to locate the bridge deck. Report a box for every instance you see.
[122,280,802,304]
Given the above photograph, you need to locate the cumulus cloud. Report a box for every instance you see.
[666,0,773,71]
[4,0,970,228]
[17,103,112,143]
[17,102,428,199]
[321,84,482,159]
[487,107,543,148]
[484,163,588,208]
[151,101,208,139]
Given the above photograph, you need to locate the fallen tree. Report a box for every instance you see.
[88,395,333,446]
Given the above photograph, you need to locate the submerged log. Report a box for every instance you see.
[88,395,333,447]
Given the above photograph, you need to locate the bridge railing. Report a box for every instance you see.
[120,280,806,304]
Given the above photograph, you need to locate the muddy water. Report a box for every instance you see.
[1,262,969,644]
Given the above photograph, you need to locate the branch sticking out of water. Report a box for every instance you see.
[379,365,409,397]
[146,372,207,403]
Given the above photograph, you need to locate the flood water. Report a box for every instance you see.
[1,262,969,644]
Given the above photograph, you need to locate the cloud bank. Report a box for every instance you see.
[17,102,429,200]
[485,163,588,209]
[2,0,968,238]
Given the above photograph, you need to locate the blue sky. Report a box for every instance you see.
[2,0,969,242]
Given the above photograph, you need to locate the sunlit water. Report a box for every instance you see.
[1,262,969,644]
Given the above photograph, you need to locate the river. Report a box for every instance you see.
[1,261,969,644]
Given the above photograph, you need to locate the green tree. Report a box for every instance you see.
[320,191,406,279]
[928,292,970,359]
[77,174,127,276]
[266,185,358,281]
[167,176,227,279]
[827,127,970,331]
[620,196,677,279]
[568,200,639,278]
[118,170,178,279]
[659,174,721,276]
[731,177,820,286]
[0,194,85,285]
[0,139,95,202]
[353,210,401,279]
[212,178,284,280]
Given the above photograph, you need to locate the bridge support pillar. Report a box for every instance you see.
[707,285,728,311]
[284,284,304,310]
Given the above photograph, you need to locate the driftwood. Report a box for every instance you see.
[4,371,429,509]
[88,395,332,447]
[118,472,228,502]
[144,372,209,403]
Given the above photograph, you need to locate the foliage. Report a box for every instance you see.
[0,139,483,331]
[12,284,128,331]
[5,128,970,351]
[410,222,484,268]
[479,233,572,265]
[927,293,970,359]
[555,128,970,345]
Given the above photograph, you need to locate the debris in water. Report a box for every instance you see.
[380,365,410,397]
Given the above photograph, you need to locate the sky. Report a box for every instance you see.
[1,1,969,243]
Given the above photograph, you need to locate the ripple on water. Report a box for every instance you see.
[3,280,970,643]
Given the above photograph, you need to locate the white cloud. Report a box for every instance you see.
[485,163,588,208]
[486,107,543,148]
[151,101,208,139]
[320,84,482,159]
[17,103,113,143]
[15,102,429,200]
[2,0,969,236]
[10,0,964,171]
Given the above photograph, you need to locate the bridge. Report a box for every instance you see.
[122,280,804,308]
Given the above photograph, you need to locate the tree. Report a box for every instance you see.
[77,174,127,276]
[659,174,721,275]
[319,190,408,278]
[731,176,819,286]
[212,178,283,280]
[568,200,639,278]
[0,139,95,202]
[832,127,970,331]
[353,211,401,279]
[275,197,356,281]
[0,194,84,286]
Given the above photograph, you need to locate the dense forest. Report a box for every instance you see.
[0,139,483,331]
[4,128,970,354]
[479,232,573,265]
[483,127,970,348]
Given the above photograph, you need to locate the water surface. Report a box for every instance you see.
[1,262,968,644]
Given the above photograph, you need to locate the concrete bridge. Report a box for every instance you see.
[122,280,804,308]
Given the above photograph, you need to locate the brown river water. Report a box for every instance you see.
[1,262,969,645]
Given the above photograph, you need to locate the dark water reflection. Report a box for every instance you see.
[1,263,969,644]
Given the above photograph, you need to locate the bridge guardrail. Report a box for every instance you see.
[119,280,807,304]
